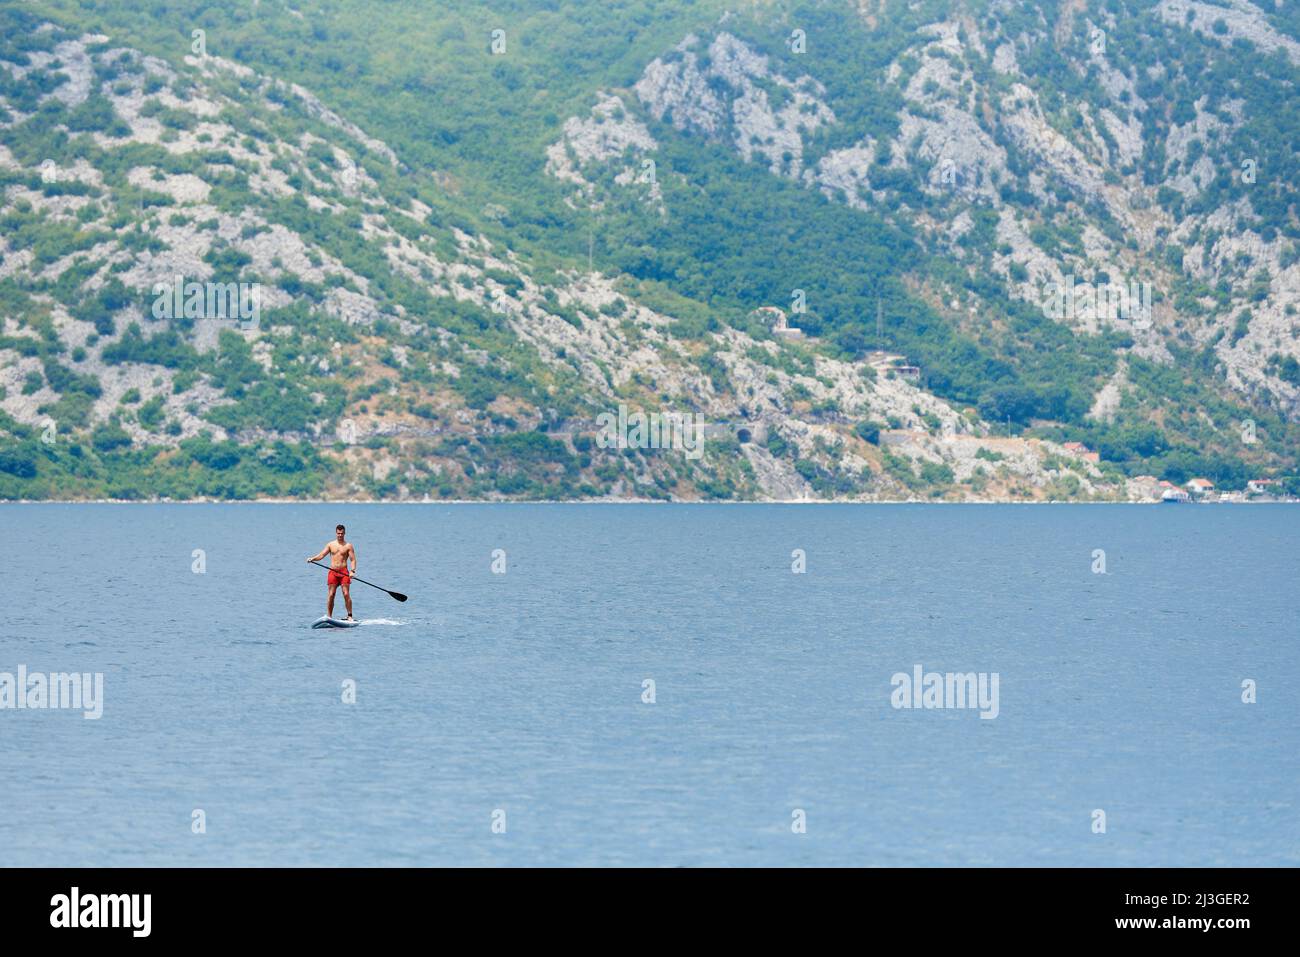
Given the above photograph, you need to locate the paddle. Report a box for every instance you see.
[309,560,408,602]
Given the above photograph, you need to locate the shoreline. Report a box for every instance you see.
[1,497,1294,505]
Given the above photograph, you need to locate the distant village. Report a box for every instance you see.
[754,307,1290,503]
[1137,475,1284,504]
[1001,440,1287,503]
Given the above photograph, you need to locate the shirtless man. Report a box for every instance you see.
[307,524,357,620]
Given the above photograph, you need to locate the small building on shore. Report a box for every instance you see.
[1062,441,1100,463]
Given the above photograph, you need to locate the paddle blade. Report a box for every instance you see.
[388,591,408,602]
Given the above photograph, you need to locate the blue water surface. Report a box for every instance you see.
[1,503,1295,866]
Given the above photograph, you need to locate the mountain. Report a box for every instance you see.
[1,0,1297,501]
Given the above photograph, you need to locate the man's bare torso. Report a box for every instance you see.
[325,541,354,569]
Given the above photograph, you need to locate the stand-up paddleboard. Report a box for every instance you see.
[311,616,360,629]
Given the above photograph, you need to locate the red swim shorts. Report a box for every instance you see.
[328,566,351,586]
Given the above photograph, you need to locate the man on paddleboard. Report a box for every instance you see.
[307,524,357,621]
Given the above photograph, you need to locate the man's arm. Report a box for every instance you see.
[306,542,330,563]
[348,544,357,574]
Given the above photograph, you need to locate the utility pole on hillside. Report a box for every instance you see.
[876,296,883,353]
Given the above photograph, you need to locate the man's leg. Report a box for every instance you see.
[342,581,353,620]
[327,582,337,617]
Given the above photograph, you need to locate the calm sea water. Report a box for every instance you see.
[1,503,1296,866]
